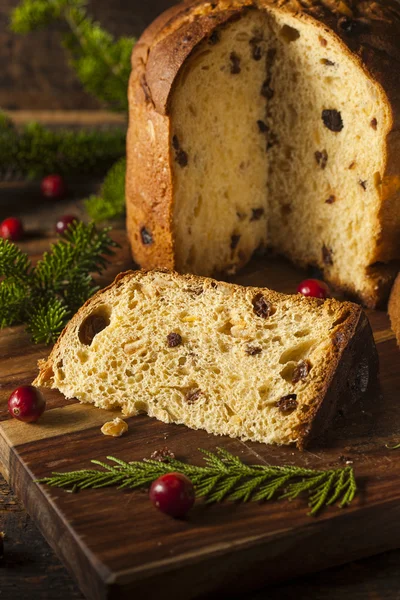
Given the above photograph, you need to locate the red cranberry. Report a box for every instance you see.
[149,472,195,518]
[0,217,24,241]
[55,215,78,235]
[8,386,46,423]
[297,278,331,299]
[41,174,66,199]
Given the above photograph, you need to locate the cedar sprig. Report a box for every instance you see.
[0,221,118,343]
[84,157,126,222]
[0,114,125,180]
[10,0,135,112]
[38,448,357,516]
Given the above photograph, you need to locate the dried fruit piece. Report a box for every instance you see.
[172,135,188,167]
[359,180,367,191]
[140,227,153,245]
[261,78,274,99]
[315,150,328,169]
[370,118,378,130]
[276,394,298,413]
[101,417,128,437]
[257,120,268,133]
[246,345,262,356]
[252,293,274,318]
[325,195,336,204]
[186,389,202,404]
[230,52,241,74]
[321,58,335,66]
[322,109,343,132]
[292,360,311,384]
[251,208,265,221]
[231,234,241,250]
[167,332,182,348]
[322,245,334,266]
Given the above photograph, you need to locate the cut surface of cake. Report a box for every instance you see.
[126,0,400,307]
[34,270,378,448]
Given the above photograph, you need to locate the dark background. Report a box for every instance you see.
[0,0,178,110]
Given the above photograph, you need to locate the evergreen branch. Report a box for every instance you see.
[84,157,126,222]
[0,222,118,343]
[10,0,135,112]
[0,115,126,180]
[38,448,358,516]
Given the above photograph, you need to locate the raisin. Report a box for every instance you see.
[315,149,328,169]
[322,58,335,66]
[276,394,298,413]
[322,244,333,266]
[292,360,311,384]
[186,389,202,404]
[257,120,268,133]
[348,161,356,170]
[261,78,274,99]
[230,52,241,74]
[150,447,175,462]
[251,208,264,221]
[249,36,264,61]
[359,180,367,191]
[281,203,292,215]
[140,227,153,245]
[172,135,188,167]
[231,234,241,250]
[208,30,220,45]
[322,109,343,132]
[325,195,336,204]
[246,345,262,356]
[252,293,274,318]
[167,333,182,348]
[370,118,377,130]
[267,131,279,150]
[319,36,328,47]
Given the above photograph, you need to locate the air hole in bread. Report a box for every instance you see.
[79,306,111,346]
[280,25,300,43]
[279,340,315,364]
[294,329,311,338]
[280,363,295,382]
[134,400,148,413]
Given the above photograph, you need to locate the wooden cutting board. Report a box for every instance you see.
[1,229,400,600]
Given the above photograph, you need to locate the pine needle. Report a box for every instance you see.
[38,448,358,516]
[0,222,118,343]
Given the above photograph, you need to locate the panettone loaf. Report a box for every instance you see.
[34,270,378,448]
[126,0,400,308]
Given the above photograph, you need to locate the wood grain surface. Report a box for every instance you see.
[1,186,400,600]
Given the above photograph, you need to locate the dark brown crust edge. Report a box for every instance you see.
[299,310,379,449]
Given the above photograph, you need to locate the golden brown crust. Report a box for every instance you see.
[388,271,400,346]
[126,0,400,307]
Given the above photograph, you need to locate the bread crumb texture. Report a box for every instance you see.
[34,271,376,448]
[127,0,400,307]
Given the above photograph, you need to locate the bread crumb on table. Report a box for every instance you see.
[101,418,128,438]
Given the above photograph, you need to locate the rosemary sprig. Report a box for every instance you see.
[38,448,357,516]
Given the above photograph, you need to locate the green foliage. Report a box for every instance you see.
[0,222,118,343]
[0,115,126,180]
[85,157,126,221]
[10,0,135,112]
[38,448,357,516]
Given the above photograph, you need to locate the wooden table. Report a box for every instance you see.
[1,181,400,600]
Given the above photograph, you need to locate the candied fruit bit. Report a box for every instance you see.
[101,418,128,437]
